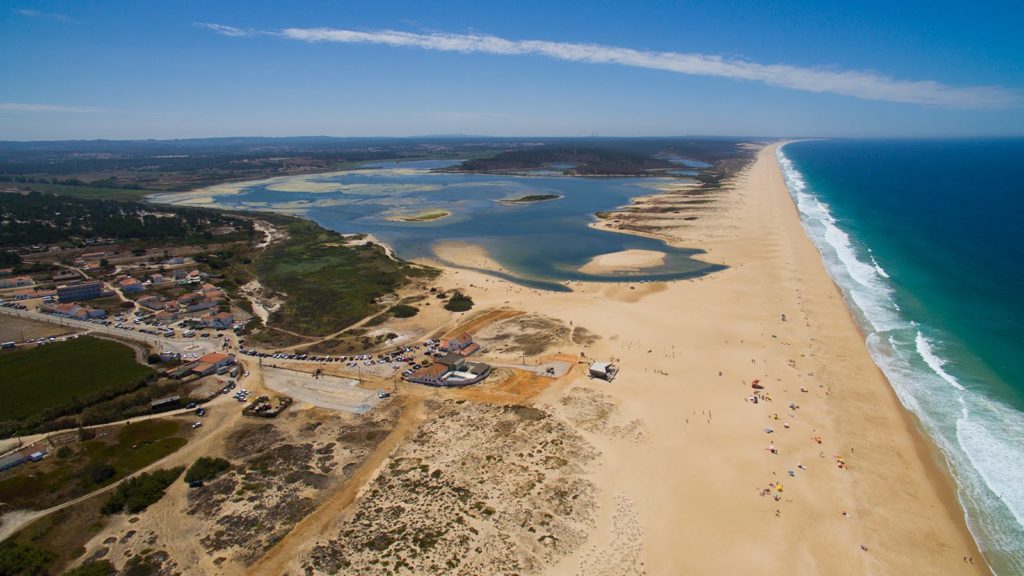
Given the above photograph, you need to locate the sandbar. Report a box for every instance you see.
[578,249,666,275]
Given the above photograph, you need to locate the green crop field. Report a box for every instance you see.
[0,336,153,421]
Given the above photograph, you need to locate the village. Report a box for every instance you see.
[0,211,627,576]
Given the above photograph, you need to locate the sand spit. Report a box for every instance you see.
[431,240,509,275]
[412,143,985,574]
[578,249,666,275]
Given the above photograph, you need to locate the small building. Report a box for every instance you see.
[198,352,234,369]
[137,295,166,310]
[406,364,448,386]
[15,288,57,300]
[45,302,82,317]
[150,395,181,411]
[178,292,203,305]
[0,275,34,289]
[154,310,178,324]
[184,351,237,376]
[437,353,467,371]
[439,332,480,356]
[186,298,219,313]
[150,273,165,284]
[406,355,491,387]
[118,277,144,294]
[0,452,26,472]
[588,362,618,381]
[201,311,234,329]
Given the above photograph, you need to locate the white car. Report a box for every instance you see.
[191,422,203,429]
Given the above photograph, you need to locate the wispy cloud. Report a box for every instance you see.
[194,22,258,38]
[14,8,73,23]
[0,103,108,114]
[200,23,1020,108]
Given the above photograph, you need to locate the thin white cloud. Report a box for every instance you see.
[202,24,1019,108]
[194,22,258,37]
[0,103,107,113]
[14,8,72,23]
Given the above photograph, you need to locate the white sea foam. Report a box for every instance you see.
[778,144,1024,573]
[915,331,967,391]
[869,252,891,278]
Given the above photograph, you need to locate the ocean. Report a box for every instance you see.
[779,139,1024,574]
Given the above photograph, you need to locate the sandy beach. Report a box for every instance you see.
[428,143,985,573]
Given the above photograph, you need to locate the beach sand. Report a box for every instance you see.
[578,249,666,275]
[432,143,985,573]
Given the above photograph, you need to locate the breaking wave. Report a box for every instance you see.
[777,144,1024,573]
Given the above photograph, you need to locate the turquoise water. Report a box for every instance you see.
[780,140,1024,574]
[189,159,723,290]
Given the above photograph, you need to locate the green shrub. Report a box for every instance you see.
[184,457,230,484]
[0,542,56,576]
[389,304,419,318]
[444,292,474,312]
[64,559,116,576]
[123,555,158,576]
[88,463,116,485]
[101,467,183,514]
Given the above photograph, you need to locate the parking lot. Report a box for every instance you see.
[260,367,382,414]
[239,339,452,382]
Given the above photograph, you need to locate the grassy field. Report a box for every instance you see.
[254,219,437,337]
[18,182,153,201]
[0,420,187,510]
[0,336,153,422]
[0,316,75,343]
[0,420,190,573]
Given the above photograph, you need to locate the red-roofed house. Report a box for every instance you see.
[201,312,234,329]
[118,277,144,294]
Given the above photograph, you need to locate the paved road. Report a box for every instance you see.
[0,305,217,356]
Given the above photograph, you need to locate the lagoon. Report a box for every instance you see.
[156,159,722,291]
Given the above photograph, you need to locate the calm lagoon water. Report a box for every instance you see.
[191,159,722,291]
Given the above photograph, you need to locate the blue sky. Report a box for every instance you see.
[2,0,1022,140]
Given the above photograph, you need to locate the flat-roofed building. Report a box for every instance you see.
[57,281,104,302]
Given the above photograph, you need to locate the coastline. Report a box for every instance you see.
[141,143,986,572]
[423,143,984,573]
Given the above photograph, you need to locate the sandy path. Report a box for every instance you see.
[1,400,240,544]
[248,395,427,575]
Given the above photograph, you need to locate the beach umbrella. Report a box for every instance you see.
[751,379,764,389]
